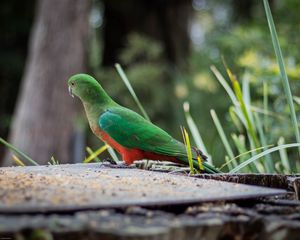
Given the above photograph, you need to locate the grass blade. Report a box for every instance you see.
[242,73,254,125]
[250,105,286,121]
[84,144,109,163]
[263,0,300,156]
[183,102,212,164]
[293,96,300,106]
[181,126,195,174]
[48,156,59,165]
[263,81,269,132]
[296,161,300,173]
[254,112,274,172]
[231,134,247,160]
[210,65,238,106]
[229,107,243,132]
[224,156,232,171]
[115,63,151,122]
[211,65,259,170]
[197,154,204,171]
[231,134,248,172]
[210,65,247,127]
[219,144,273,171]
[0,137,39,166]
[86,146,101,162]
[277,137,291,173]
[226,66,260,149]
[230,143,300,173]
[12,154,25,166]
[210,109,236,166]
[107,147,119,163]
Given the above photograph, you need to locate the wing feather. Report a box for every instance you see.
[99,107,190,159]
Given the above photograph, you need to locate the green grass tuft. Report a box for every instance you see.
[210,109,236,169]
[0,137,39,166]
[230,143,300,173]
[183,101,212,165]
[263,0,300,156]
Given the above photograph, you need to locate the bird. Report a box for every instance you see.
[68,73,219,173]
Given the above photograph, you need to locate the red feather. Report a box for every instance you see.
[95,128,178,165]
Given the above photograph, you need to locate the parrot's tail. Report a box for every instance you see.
[199,161,221,173]
[193,147,207,161]
[192,147,221,174]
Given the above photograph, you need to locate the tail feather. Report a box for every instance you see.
[192,147,207,161]
[189,154,220,173]
[192,147,220,173]
[198,161,221,173]
[176,147,220,173]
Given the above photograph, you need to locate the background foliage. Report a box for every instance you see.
[1,0,300,172]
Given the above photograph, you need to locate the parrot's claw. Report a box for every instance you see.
[100,162,136,169]
[103,157,117,165]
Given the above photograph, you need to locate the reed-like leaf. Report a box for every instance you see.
[48,156,60,165]
[210,109,236,165]
[230,143,300,173]
[277,137,291,173]
[115,63,151,122]
[181,126,195,174]
[263,81,269,132]
[254,112,274,172]
[242,73,254,125]
[84,144,109,163]
[183,102,212,164]
[229,106,243,132]
[226,67,260,149]
[210,65,238,106]
[86,147,101,162]
[263,0,300,156]
[293,96,300,106]
[219,144,273,171]
[231,134,246,170]
[296,161,300,173]
[107,147,119,163]
[0,137,39,166]
[210,65,247,127]
[224,156,232,171]
[12,154,25,166]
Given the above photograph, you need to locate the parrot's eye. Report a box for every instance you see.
[71,82,75,86]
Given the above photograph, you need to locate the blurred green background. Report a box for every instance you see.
[1,0,300,171]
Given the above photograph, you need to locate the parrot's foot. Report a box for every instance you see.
[103,157,117,165]
[100,162,136,169]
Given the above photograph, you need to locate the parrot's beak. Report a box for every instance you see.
[68,86,74,98]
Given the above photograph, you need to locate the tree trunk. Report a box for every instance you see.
[102,0,192,67]
[0,0,35,160]
[3,0,91,165]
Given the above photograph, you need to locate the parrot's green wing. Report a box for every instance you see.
[99,107,219,173]
[99,107,190,159]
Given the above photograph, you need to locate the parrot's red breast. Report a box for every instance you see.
[94,127,178,165]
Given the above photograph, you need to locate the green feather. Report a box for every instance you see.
[99,107,220,173]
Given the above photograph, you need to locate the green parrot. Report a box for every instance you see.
[68,74,219,173]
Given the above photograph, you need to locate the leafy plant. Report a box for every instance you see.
[184,0,300,173]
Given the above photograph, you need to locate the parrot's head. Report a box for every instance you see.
[68,74,110,104]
